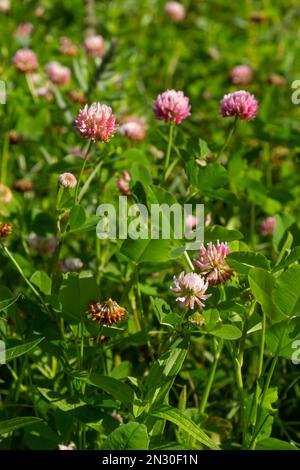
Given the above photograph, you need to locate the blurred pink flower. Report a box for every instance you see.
[13,49,38,73]
[230,65,253,85]
[205,212,212,227]
[185,214,198,229]
[119,116,147,141]
[171,272,210,309]
[46,61,71,86]
[0,0,10,13]
[35,6,45,17]
[60,37,78,56]
[27,234,57,256]
[260,216,276,236]
[194,241,233,285]
[70,146,86,158]
[59,258,83,273]
[75,103,117,142]
[165,2,186,22]
[116,171,131,196]
[59,172,77,189]
[84,35,105,57]
[220,90,258,120]
[14,22,33,37]
[154,89,191,124]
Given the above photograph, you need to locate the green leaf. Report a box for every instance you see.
[248,268,285,323]
[150,297,181,327]
[58,272,98,324]
[69,205,86,230]
[120,238,172,264]
[272,265,300,317]
[273,246,300,272]
[205,225,243,242]
[150,405,219,450]
[209,324,242,340]
[0,417,43,435]
[5,337,45,362]
[30,271,52,295]
[144,337,189,407]
[266,319,300,359]
[102,422,149,450]
[256,438,299,451]
[227,251,270,275]
[38,388,86,412]
[75,374,135,411]
[273,213,295,252]
[0,287,18,311]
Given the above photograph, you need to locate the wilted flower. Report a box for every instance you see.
[60,37,78,56]
[0,184,13,205]
[116,171,131,196]
[9,130,22,145]
[194,241,233,285]
[0,0,10,13]
[68,89,87,105]
[14,179,33,193]
[119,116,147,141]
[230,65,253,85]
[59,173,77,189]
[260,216,276,236]
[14,22,33,37]
[250,11,267,23]
[27,234,57,256]
[268,73,286,87]
[84,35,105,57]
[165,2,186,22]
[171,272,210,309]
[154,89,191,124]
[87,299,127,325]
[59,258,83,273]
[74,103,117,142]
[0,223,12,239]
[46,61,71,86]
[220,90,258,120]
[13,49,38,73]
[58,443,75,450]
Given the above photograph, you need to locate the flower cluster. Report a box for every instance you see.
[220,90,258,120]
[171,272,210,309]
[165,2,186,22]
[154,89,191,124]
[59,173,77,189]
[84,35,105,57]
[13,48,38,73]
[87,299,127,325]
[46,61,71,86]
[119,116,147,141]
[116,171,132,196]
[74,103,117,142]
[193,241,233,285]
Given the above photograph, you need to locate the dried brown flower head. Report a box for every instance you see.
[0,223,13,239]
[14,179,33,193]
[87,298,127,325]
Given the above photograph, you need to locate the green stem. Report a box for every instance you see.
[258,309,266,379]
[25,73,37,103]
[163,123,175,181]
[199,339,223,413]
[183,250,194,271]
[74,140,93,203]
[218,116,238,160]
[1,243,49,312]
